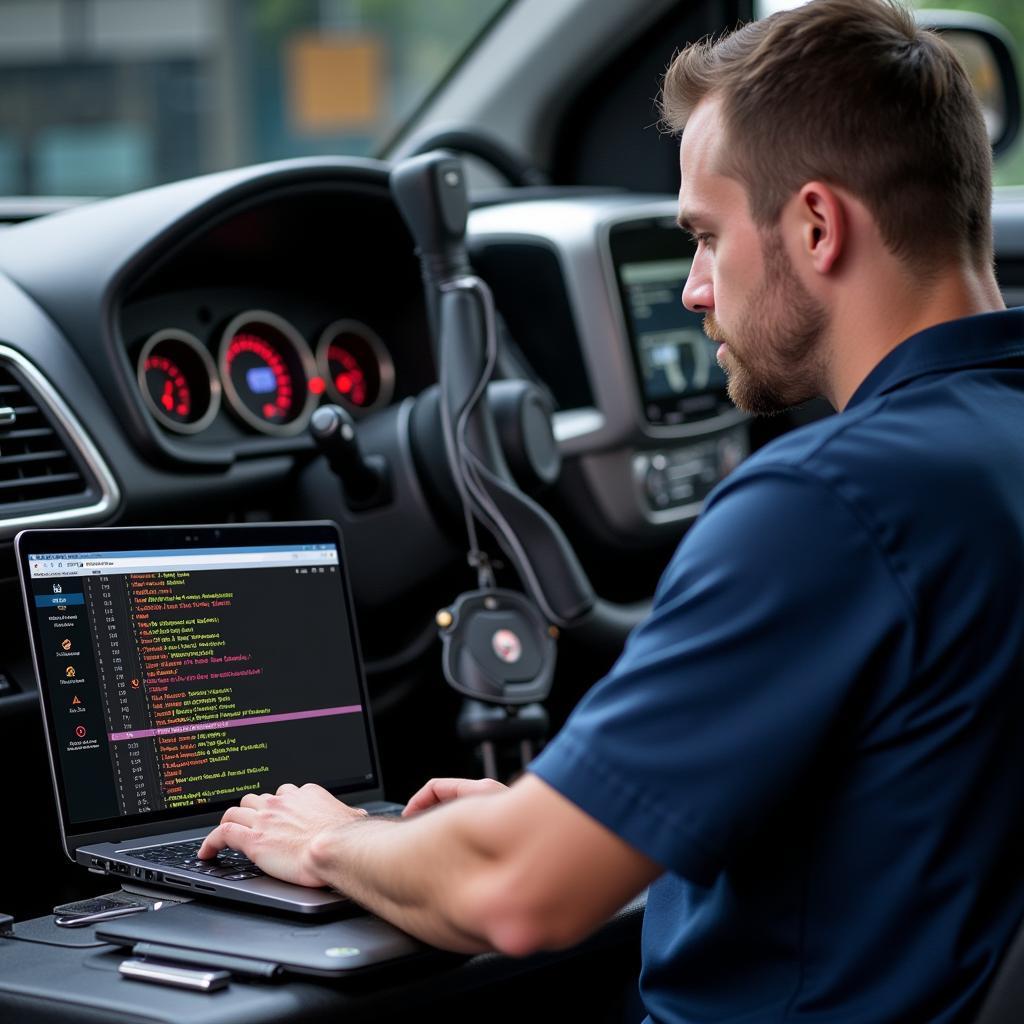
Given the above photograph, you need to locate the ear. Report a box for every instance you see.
[792,181,845,275]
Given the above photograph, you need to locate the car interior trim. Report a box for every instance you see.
[552,406,606,442]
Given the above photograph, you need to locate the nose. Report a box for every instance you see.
[682,249,714,314]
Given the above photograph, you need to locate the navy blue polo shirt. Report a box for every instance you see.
[531,308,1024,1023]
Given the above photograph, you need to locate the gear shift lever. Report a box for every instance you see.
[391,151,473,286]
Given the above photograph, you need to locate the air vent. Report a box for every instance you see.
[0,346,119,535]
[0,364,87,506]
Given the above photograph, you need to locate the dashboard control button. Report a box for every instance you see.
[635,429,749,519]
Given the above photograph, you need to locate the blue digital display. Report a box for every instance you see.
[246,367,277,394]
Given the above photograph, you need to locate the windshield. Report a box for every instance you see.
[0,0,509,197]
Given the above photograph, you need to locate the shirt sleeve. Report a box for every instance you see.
[529,464,913,885]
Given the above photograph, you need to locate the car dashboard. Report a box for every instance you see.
[0,159,756,556]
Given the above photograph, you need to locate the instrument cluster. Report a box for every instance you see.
[136,310,395,437]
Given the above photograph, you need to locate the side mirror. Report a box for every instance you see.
[916,10,1022,157]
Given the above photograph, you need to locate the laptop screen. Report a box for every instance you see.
[18,523,380,837]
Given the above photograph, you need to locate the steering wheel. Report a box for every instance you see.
[397,127,550,189]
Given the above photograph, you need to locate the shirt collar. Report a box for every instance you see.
[846,307,1024,410]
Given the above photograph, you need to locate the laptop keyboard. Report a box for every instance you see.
[127,839,264,880]
[124,803,404,882]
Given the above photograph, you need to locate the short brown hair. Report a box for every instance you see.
[660,0,992,269]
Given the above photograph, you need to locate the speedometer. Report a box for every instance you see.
[137,329,220,434]
[218,311,319,436]
[316,320,394,415]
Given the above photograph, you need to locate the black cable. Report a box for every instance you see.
[443,275,567,627]
[438,276,499,591]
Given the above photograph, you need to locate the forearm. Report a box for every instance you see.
[201,776,659,955]
[307,798,505,953]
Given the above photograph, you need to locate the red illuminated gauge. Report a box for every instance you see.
[218,311,318,436]
[316,320,395,415]
[137,329,220,434]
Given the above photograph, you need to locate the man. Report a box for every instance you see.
[200,1,1024,1019]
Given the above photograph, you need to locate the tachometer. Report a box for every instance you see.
[137,329,220,434]
[316,320,394,415]
[218,311,319,436]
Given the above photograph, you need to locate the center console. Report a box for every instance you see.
[468,196,749,539]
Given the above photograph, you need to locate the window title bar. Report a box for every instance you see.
[27,545,339,579]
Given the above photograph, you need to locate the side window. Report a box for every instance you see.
[913,1,1024,185]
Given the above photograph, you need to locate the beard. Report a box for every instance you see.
[704,230,828,416]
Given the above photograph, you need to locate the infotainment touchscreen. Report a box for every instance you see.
[610,219,730,425]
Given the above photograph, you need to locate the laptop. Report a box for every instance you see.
[15,521,401,915]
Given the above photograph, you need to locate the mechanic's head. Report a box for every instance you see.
[660,0,993,414]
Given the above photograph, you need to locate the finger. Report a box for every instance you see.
[220,806,258,829]
[198,821,255,860]
[403,779,451,815]
[403,778,505,816]
[240,791,270,809]
[468,778,507,796]
[403,778,473,814]
[197,825,226,860]
[276,783,299,796]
